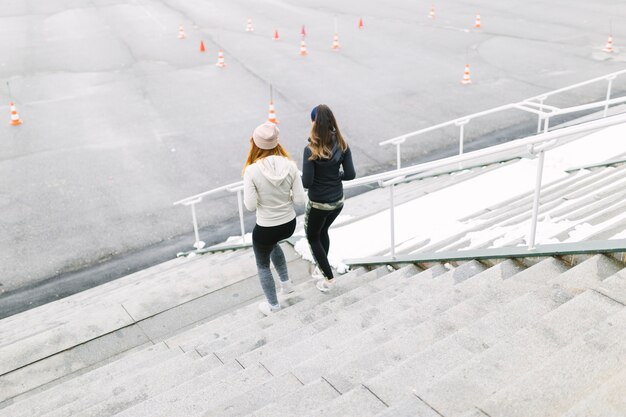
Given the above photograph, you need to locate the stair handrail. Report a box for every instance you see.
[175,110,626,253]
[379,69,626,169]
[349,111,626,256]
[174,71,626,252]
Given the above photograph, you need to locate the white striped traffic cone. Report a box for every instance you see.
[603,34,614,53]
[461,64,472,84]
[216,49,226,67]
[178,24,186,39]
[331,33,340,50]
[9,102,23,126]
[267,102,279,124]
[246,18,254,32]
[299,39,308,56]
[474,14,481,28]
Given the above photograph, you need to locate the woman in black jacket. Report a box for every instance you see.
[302,104,356,292]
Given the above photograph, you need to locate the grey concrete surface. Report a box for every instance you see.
[0,323,152,404]
[251,378,340,417]
[373,394,441,417]
[478,308,626,417]
[560,366,626,417]
[0,342,173,417]
[1,0,626,297]
[47,350,205,417]
[420,290,624,417]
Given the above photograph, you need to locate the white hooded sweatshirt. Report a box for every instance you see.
[243,156,306,227]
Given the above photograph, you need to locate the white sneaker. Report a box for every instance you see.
[258,301,281,316]
[315,278,336,293]
[312,267,325,280]
[280,280,295,294]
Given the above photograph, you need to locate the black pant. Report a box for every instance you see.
[252,218,296,306]
[305,205,343,279]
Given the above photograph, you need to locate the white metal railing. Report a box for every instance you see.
[174,71,626,252]
[173,180,245,249]
[380,69,626,169]
[175,111,626,253]
[348,112,626,254]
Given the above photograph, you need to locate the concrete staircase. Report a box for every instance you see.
[402,162,626,254]
[1,248,625,417]
[2,132,625,416]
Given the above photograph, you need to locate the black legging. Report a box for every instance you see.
[305,205,343,279]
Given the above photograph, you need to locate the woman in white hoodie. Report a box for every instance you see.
[243,122,306,315]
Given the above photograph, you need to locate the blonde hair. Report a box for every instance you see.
[308,104,348,160]
[242,139,291,175]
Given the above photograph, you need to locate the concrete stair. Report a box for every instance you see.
[2,250,623,417]
[1,148,625,416]
[405,163,626,254]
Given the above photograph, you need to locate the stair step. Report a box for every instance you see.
[362,256,618,408]
[47,350,208,417]
[112,362,271,417]
[372,394,441,417]
[197,371,303,417]
[289,260,523,385]
[478,308,626,417]
[0,249,247,341]
[320,257,567,395]
[234,266,423,372]
[249,378,340,417]
[560,365,626,417]
[0,342,173,416]
[419,289,624,416]
[178,266,378,355]
[166,266,368,349]
[302,384,387,417]
[0,321,152,404]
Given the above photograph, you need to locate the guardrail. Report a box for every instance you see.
[175,111,626,253]
[174,71,626,252]
[379,69,626,169]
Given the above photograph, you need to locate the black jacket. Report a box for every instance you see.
[302,140,356,203]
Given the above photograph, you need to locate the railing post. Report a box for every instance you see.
[389,183,396,259]
[536,97,546,133]
[236,189,246,242]
[543,115,550,133]
[396,142,402,169]
[189,201,205,249]
[604,75,617,117]
[455,119,469,155]
[528,150,545,250]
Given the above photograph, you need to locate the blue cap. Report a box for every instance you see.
[310,105,318,121]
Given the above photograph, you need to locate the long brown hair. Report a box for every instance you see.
[242,139,291,175]
[308,104,348,160]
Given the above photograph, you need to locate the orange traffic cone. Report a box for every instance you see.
[603,34,614,53]
[178,24,186,39]
[216,49,226,67]
[273,29,280,41]
[246,18,254,32]
[199,40,206,52]
[474,14,481,28]
[299,39,308,56]
[359,18,364,29]
[428,5,436,19]
[461,64,472,84]
[331,33,340,50]
[300,25,306,37]
[267,101,279,124]
[9,102,23,126]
